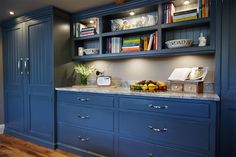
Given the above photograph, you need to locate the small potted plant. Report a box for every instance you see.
[74,64,95,85]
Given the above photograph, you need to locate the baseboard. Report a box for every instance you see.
[0,124,5,134]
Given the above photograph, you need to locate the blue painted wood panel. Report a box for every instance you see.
[58,103,114,131]
[24,17,54,141]
[220,0,236,156]
[2,23,25,132]
[119,137,208,157]
[118,111,210,153]
[58,124,114,157]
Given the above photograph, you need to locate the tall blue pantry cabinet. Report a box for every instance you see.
[2,7,71,148]
[220,0,236,156]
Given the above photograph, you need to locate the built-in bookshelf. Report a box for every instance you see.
[72,0,215,61]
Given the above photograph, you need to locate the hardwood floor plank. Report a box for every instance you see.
[0,134,80,157]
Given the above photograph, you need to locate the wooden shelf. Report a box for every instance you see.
[73,34,100,41]
[102,25,158,37]
[161,18,210,29]
[72,46,215,61]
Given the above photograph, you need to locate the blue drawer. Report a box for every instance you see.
[119,97,210,118]
[119,137,207,157]
[57,91,114,108]
[58,103,114,131]
[58,124,114,157]
[119,111,209,152]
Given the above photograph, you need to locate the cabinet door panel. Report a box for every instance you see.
[25,17,54,141]
[3,24,25,132]
[221,0,236,157]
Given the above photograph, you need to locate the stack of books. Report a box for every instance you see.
[163,2,175,24]
[173,9,198,23]
[143,31,158,51]
[80,27,96,37]
[122,37,142,53]
[106,37,122,54]
[199,0,209,18]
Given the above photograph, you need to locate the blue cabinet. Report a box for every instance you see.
[57,91,218,157]
[2,7,71,148]
[3,23,25,133]
[220,0,236,156]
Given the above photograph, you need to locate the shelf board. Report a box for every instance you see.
[73,34,100,41]
[72,46,215,61]
[161,18,210,29]
[102,25,158,37]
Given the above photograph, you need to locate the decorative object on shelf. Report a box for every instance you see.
[84,48,99,55]
[78,47,84,56]
[110,11,158,31]
[165,39,193,49]
[115,0,125,4]
[75,17,99,37]
[130,80,167,92]
[184,82,204,93]
[74,64,96,85]
[168,67,208,93]
[198,33,207,46]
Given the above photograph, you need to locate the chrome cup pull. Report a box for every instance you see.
[148,125,168,132]
[77,136,89,142]
[147,153,154,157]
[77,98,89,102]
[24,58,30,75]
[148,104,168,109]
[18,58,23,75]
[77,114,90,119]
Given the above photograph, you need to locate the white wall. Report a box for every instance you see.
[86,55,215,84]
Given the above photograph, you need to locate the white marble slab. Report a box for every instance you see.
[55,86,220,101]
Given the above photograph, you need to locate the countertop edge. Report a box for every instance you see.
[55,87,220,102]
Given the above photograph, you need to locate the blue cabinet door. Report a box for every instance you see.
[220,0,236,156]
[24,17,54,141]
[2,23,25,132]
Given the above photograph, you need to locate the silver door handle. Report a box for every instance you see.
[148,104,168,109]
[17,58,23,75]
[24,58,29,75]
[148,126,168,132]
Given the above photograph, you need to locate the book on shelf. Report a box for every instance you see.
[199,0,209,18]
[106,37,122,54]
[122,37,142,53]
[173,9,198,22]
[163,2,175,24]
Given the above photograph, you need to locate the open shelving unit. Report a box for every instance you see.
[72,0,216,61]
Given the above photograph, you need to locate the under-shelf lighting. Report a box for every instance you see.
[129,11,135,16]
[184,0,190,5]
[89,20,95,24]
[9,11,15,15]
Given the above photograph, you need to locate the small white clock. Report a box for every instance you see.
[96,76,112,86]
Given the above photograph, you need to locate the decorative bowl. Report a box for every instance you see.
[165,39,193,49]
[84,48,99,55]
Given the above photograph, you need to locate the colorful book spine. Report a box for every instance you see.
[144,36,149,51]
[202,0,205,18]
[173,16,197,22]
[199,0,202,18]
[205,0,209,18]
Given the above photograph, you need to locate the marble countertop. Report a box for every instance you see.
[55,86,220,101]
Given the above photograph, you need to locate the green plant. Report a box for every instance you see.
[74,64,95,85]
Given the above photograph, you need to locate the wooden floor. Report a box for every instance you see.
[0,134,80,157]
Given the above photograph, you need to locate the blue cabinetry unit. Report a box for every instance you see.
[220,0,236,156]
[3,23,25,133]
[2,7,71,148]
[57,91,218,157]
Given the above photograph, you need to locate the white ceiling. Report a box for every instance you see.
[0,0,115,22]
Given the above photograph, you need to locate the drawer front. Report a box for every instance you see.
[58,104,114,131]
[119,138,207,157]
[119,97,209,118]
[57,91,114,107]
[119,111,209,152]
[58,125,114,157]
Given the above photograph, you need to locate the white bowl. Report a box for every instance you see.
[84,48,99,55]
[165,39,193,49]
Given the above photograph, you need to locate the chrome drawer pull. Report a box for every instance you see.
[77,98,89,102]
[77,136,89,142]
[17,58,23,75]
[77,114,90,119]
[148,104,168,109]
[147,153,154,157]
[148,126,168,132]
